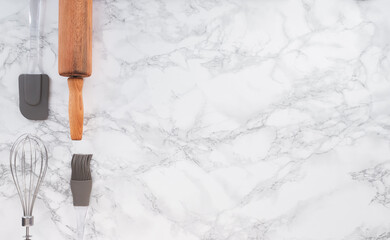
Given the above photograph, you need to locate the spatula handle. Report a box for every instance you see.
[28,0,42,74]
[68,78,84,140]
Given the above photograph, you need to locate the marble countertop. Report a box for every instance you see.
[1,0,390,239]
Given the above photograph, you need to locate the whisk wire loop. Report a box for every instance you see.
[9,134,48,239]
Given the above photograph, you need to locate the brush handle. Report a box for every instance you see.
[68,78,84,140]
[75,206,88,240]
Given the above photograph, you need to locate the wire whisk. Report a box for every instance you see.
[10,134,48,240]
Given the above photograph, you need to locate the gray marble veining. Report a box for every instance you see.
[1,0,390,239]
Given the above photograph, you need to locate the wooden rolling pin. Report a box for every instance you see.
[58,0,92,140]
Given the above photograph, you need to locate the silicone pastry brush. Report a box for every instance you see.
[19,0,49,120]
[70,154,93,240]
[58,0,93,140]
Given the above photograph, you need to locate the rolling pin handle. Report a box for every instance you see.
[68,77,84,140]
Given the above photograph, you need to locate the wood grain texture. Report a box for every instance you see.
[58,0,92,77]
[59,0,92,140]
[68,78,84,140]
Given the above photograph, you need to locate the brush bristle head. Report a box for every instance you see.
[71,154,92,181]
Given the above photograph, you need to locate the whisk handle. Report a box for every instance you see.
[25,226,32,240]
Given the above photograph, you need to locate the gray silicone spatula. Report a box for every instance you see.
[19,0,49,120]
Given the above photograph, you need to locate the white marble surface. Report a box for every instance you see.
[1,0,390,239]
